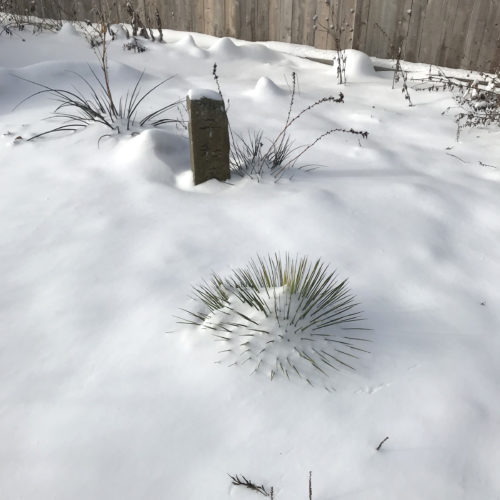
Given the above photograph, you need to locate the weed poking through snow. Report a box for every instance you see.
[213,65,368,181]
[228,474,272,497]
[123,36,146,52]
[312,3,351,85]
[178,254,370,391]
[413,67,500,140]
[376,436,389,451]
[227,471,318,498]
[374,12,414,107]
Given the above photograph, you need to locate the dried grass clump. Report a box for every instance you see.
[16,71,182,141]
[213,65,368,182]
[413,68,500,140]
[178,254,370,391]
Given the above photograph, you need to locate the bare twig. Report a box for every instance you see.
[446,152,470,164]
[155,7,164,42]
[228,474,271,497]
[478,161,497,169]
[376,436,389,451]
[312,3,350,84]
[126,1,149,38]
[413,66,500,140]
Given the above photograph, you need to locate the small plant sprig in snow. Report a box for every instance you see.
[213,65,368,181]
[228,474,272,497]
[123,36,146,53]
[392,46,413,107]
[125,1,149,39]
[374,11,414,107]
[312,2,354,84]
[412,67,500,140]
[178,254,370,391]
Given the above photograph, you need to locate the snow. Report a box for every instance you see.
[1,23,500,500]
[332,49,377,80]
[187,88,222,101]
[248,76,288,100]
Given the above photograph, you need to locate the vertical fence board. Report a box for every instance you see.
[480,1,500,71]
[160,0,177,31]
[190,0,204,34]
[437,0,462,68]
[475,0,497,71]
[215,0,226,37]
[255,0,269,41]
[225,0,239,38]
[417,0,446,64]
[202,0,225,37]
[462,0,493,70]
[403,0,427,61]
[344,0,357,48]
[363,0,390,57]
[395,0,414,57]
[203,0,213,35]
[279,0,293,43]
[268,0,280,41]
[166,0,190,32]
[300,0,318,47]
[352,0,370,52]
[313,0,331,50]
[239,0,255,41]
[291,0,303,45]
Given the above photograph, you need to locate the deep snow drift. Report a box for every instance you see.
[1,25,499,500]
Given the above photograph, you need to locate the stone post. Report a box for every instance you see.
[187,89,230,186]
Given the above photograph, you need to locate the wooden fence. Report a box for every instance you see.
[15,0,500,72]
[353,0,500,73]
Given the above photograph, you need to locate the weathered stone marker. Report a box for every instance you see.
[187,89,230,186]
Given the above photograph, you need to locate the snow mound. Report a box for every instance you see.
[250,76,288,100]
[209,37,283,63]
[173,34,207,58]
[113,129,188,185]
[57,21,79,38]
[12,60,146,91]
[332,49,378,81]
[208,37,240,57]
[238,43,283,63]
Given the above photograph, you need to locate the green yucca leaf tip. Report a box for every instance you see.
[178,253,370,391]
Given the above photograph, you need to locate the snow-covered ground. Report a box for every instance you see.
[1,24,499,500]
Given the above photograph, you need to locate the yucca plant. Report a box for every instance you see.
[178,254,370,391]
[16,70,183,141]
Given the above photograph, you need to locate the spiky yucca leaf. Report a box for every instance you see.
[178,254,370,391]
[15,71,183,140]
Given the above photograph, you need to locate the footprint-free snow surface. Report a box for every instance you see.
[1,26,499,500]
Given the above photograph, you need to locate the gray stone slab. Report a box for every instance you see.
[187,91,230,186]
